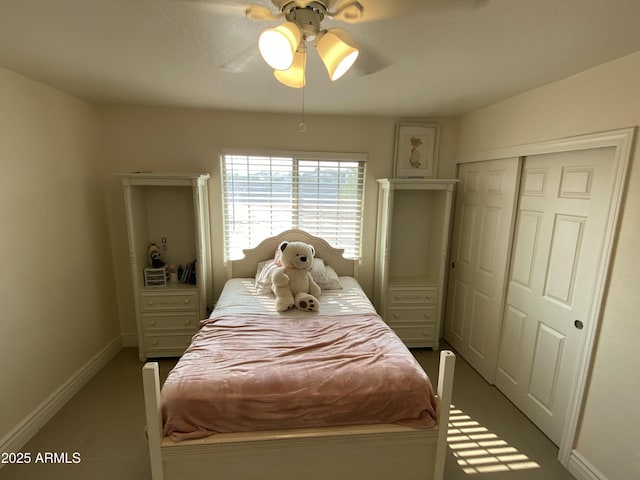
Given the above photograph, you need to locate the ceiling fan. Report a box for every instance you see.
[235,0,372,88]
[171,0,488,87]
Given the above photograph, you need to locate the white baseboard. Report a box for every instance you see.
[0,336,123,467]
[567,451,607,480]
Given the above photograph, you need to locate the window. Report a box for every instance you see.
[221,150,366,261]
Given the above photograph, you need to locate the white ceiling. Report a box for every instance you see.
[1,0,640,116]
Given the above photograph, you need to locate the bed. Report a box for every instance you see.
[142,229,455,480]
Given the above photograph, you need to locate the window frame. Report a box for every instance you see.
[220,149,367,261]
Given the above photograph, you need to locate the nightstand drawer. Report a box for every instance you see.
[144,333,193,352]
[388,287,437,305]
[140,291,198,312]
[142,312,199,331]
[387,307,437,325]
[392,325,436,342]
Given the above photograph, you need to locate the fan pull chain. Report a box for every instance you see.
[299,47,307,133]
[299,87,306,132]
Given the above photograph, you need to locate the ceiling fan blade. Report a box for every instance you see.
[326,1,364,23]
[219,43,263,73]
[352,48,390,76]
[340,0,489,23]
[167,0,253,17]
[245,5,283,20]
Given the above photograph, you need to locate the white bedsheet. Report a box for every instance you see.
[210,276,377,318]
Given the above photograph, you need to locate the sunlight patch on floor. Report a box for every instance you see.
[448,406,541,474]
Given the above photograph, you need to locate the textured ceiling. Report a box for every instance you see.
[1,0,640,116]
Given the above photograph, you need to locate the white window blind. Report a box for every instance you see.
[221,150,366,261]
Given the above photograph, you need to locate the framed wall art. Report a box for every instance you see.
[393,122,440,178]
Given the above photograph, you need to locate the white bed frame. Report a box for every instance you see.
[142,229,456,480]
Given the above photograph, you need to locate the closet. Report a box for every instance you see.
[444,136,627,448]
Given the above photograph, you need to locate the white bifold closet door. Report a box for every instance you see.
[496,147,615,446]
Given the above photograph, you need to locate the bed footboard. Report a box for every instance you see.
[142,362,165,480]
[142,351,455,480]
[434,350,456,479]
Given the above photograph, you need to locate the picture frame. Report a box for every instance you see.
[393,122,440,178]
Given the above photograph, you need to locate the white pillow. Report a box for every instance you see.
[254,258,343,293]
[310,259,343,290]
[255,260,279,294]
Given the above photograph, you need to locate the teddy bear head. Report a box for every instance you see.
[277,241,315,270]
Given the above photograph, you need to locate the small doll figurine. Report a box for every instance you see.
[148,243,165,268]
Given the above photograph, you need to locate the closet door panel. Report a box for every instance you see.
[444,158,520,384]
[496,147,616,446]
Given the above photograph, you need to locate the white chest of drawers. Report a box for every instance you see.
[386,285,439,347]
[139,290,199,357]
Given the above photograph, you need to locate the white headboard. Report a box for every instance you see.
[227,229,358,279]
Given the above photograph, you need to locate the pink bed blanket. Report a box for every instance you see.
[161,314,437,441]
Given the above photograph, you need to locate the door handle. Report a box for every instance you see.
[574,320,584,330]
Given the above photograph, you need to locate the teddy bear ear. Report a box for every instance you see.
[310,245,315,256]
[279,241,289,252]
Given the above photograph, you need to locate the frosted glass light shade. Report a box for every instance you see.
[274,50,306,88]
[315,29,359,81]
[258,22,302,71]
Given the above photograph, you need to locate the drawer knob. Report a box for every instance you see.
[423,331,432,337]
[184,299,190,304]
[394,295,401,300]
[148,300,155,305]
[393,314,400,319]
[151,340,159,346]
[184,319,191,325]
[424,313,431,319]
[150,320,157,326]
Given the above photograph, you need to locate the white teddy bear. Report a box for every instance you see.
[271,241,321,312]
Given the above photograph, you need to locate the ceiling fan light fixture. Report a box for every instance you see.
[274,49,306,88]
[315,29,359,81]
[258,21,302,70]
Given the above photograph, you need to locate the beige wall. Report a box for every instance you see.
[457,51,640,480]
[0,69,120,443]
[100,106,459,337]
